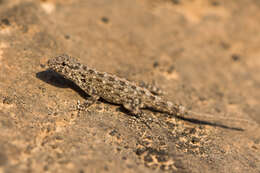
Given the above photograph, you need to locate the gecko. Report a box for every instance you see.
[47,54,254,129]
[47,54,186,118]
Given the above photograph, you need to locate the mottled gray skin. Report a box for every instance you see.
[47,54,185,117]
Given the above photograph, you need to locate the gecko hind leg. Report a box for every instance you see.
[123,103,143,118]
[138,81,164,95]
[123,102,151,129]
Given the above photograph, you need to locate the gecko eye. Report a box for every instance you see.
[62,62,66,66]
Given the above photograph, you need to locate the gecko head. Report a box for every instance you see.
[47,54,80,73]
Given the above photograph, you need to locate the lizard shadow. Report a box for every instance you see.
[175,116,244,131]
[37,70,89,99]
[37,70,244,131]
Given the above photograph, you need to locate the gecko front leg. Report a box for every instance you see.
[77,95,100,111]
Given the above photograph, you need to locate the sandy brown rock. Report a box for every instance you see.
[0,0,259,173]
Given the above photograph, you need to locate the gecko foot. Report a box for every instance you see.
[76,95,100,111]
[122,103,151,129]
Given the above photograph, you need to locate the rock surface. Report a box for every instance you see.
[0,0,259,172]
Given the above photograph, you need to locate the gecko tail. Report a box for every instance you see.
[184,110,257,126]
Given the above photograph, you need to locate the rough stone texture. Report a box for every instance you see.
[0,0,259,173]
